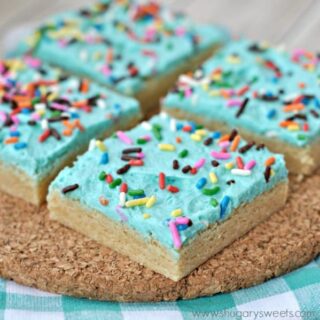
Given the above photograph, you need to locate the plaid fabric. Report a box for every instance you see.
[0,257,319,320]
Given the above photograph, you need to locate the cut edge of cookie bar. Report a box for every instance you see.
[163,108,320,176]
[0,114,141,206]
[135,43,222,118]
[48,181,288,282]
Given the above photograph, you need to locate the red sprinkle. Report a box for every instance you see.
[303,123,309,132]
[190,167,198,175]
[128,159,144,166]
[167,185,179,193]
[39,129,51,143]
[236,156,244,169]
[159,172,165,190]
[120,183,128,193]
[106,174,113,184]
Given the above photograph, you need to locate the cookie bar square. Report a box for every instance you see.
[163,40,320,175]
[13,0,228,117]
[48,113,288,281]
[0,57,141,205]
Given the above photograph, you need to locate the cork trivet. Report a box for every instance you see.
[0,173,319,302]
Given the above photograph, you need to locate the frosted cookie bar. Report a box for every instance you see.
[163,40,320,175]
[48,113,288,281]
[0,57,141,205]
[12,0,228,116]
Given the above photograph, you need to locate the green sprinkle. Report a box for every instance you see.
[109,178,122,189]
[137,138,147,144]
[210,198,218,207]
[179,149,188,158]
[152,124,162,141]
[202,186,220,196]
[297,134,306,140]
[128,189,145,196]
[98,171,106,181]
[195,124,204,129]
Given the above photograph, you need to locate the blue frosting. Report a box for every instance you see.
[11,0,229,95]
[163,39,320,147]
[0,58,140,181]
[50,113,288,257]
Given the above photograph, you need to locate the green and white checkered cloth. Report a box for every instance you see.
[0,256,319,320]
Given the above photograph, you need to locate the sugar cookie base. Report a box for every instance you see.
[48,182,288,281]
[162,108,320,175]
[0,114,141,206]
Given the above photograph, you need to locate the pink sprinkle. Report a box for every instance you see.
[227,99,242,107]
[185,88,193,98]
[169,221,182,249]
[115,205,128,222]
[137,152,145,159]
[211,151,231,160]
[51,103,69,112]
[218,141,230,148]
[141,135,151,141]
[117,131,133,145]
[244,160,256,170]
[101,65,112,76]
[175,26,186,37]
[31,113,41,121]
[0,111,6,122]
[24,56,42,68]
[175,217,191,225]
[194,158,206,169]
[11,115,19,125]
[10,125,18,132]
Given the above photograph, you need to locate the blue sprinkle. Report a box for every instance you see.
[14,142,27,150]
[70,112,80,119]
[212,131,221,139]
[176,123,184,131]
[267,109,276,119]
[177,224,188,231]
[220,196,231,219]
[196,177,207,190]
[271,77,279,83]
[189,122,196,132]
[314,98,320,109]
[7,79,16,86]
[302,97,311,105]
[100,152,109,165]
[133,194,145,199]
[113,103,121,111]
[21,108,31,114]
[10,131,20,137]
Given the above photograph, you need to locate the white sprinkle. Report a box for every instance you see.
[231,169,251,176]
[160,111,168,119]
[88,139,96,151]
[170,118,176,132]
[41,119,48,130]
[119,192,126,207]
[265,131,278,138]
[141,121,152,131]
[97,99,106,109]
[34,103,46,111]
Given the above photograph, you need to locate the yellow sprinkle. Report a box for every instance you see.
[191,133,202,142]
[209,172,218,184]
[201,83,209,91]
[143,213,151,219]
[125,197,149,208]
[271,169,275,176]
[195,129,207,136]
[225,162,234,170]
[209,90,220,96]
[212,74,222,81]
[288,124,300,131]
[96,140,107,152]
[47,92,58,102]
[158,143,176,151]
[226,55,241,64]
[146,195,156,208]
[171,209,182,217]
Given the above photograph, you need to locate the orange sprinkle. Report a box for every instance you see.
[230,135,241,152]
[74,119,85,131]
[176,136,182,144]
[80,79,90,93]
[72,100,87,108]
[63,128,73,136]
[298,82,306,89]
[283,103,305,113]
[106,49,113,63]
[265,157,276,167]
[279,120,298,128]
[219,134,230,143]
[4,137,19,144]
[63,120,75,129]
